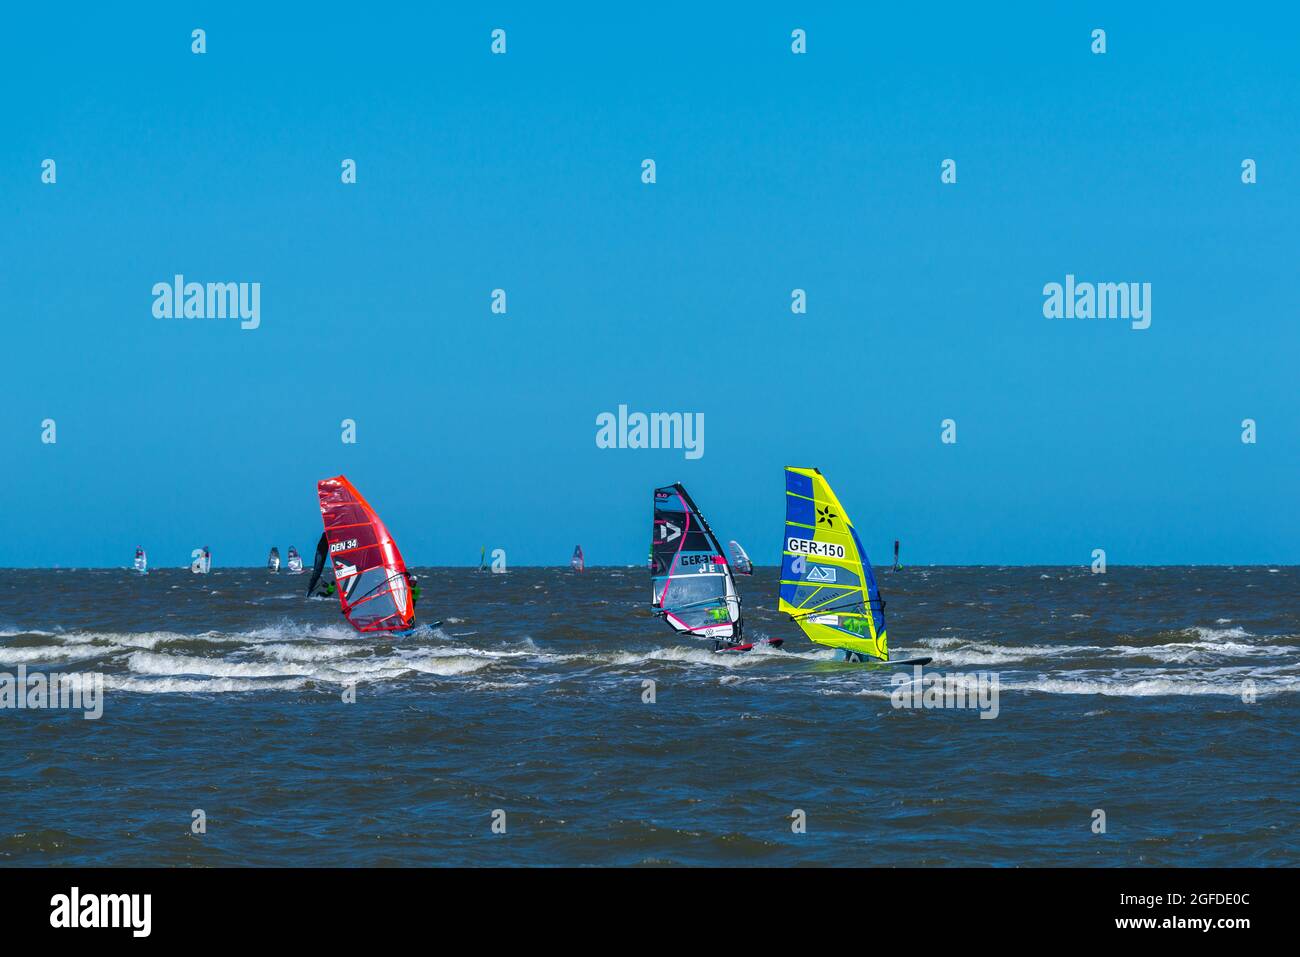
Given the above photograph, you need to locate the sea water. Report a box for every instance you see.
[1,566,1296,866]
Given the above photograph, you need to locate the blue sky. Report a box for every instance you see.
[3,3,1297,567]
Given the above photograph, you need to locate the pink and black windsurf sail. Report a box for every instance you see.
[316,475,415,634]
[650,484,741,640]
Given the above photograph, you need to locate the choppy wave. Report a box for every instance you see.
[2,568,1298,700]
[103,676,312,694]
[3,620,1294,698]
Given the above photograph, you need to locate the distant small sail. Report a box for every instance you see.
[286,546,304,574]
[728,540,754,576]
[191,546,211,575]
[571,545,584,572]
[268,547,281,572]
[133,547,148,575]
[479,545,487,572]
[779,467,887,661]
[651,485,740,640]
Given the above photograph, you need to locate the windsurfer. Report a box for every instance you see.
[306,532,331,598]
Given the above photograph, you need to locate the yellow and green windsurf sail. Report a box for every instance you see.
[778,467,888,660]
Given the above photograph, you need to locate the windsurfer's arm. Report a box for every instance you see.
[306,532,328,596]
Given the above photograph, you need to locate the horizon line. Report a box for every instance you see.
[5,563,1297,571]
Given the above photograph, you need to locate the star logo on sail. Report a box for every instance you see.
[817,506,837,527]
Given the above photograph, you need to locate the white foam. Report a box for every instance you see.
[401,655,494,676]
[240,621,360,643]
[51,630,286,654]
[820,687,894,700]
[128,651,314,678]
[258,643,355,662]
[1189,626,1252,641]
[818,672,1298,699]
[593,643,825,669]
[917,637,1096,665]
[914,628,1290,667]
[1002,675,1299,697]
[393,645,534,662]
[104,675,311,694]
[0,645,102,666]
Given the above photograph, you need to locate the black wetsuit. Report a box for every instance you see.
[306,532,330,597]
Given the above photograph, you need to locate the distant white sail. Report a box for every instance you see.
[268,547,281,572]
[133,547,148,575]
[728,540,754,576]
[191,547,211,574]
[286,546,304,574]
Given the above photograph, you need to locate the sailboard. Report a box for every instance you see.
[286,546,304,574]
[478,546,487,572]
[728,540,754,576]
[267,547,281,572]
[191,547,211,574]
[133,547,147,575]
[571,545,584,573]
[778,468,929,666]
[893,539,902,572]
[315,475,415,634]
[650,484,743,642]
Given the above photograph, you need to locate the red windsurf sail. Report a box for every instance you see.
[316,475,415,634]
